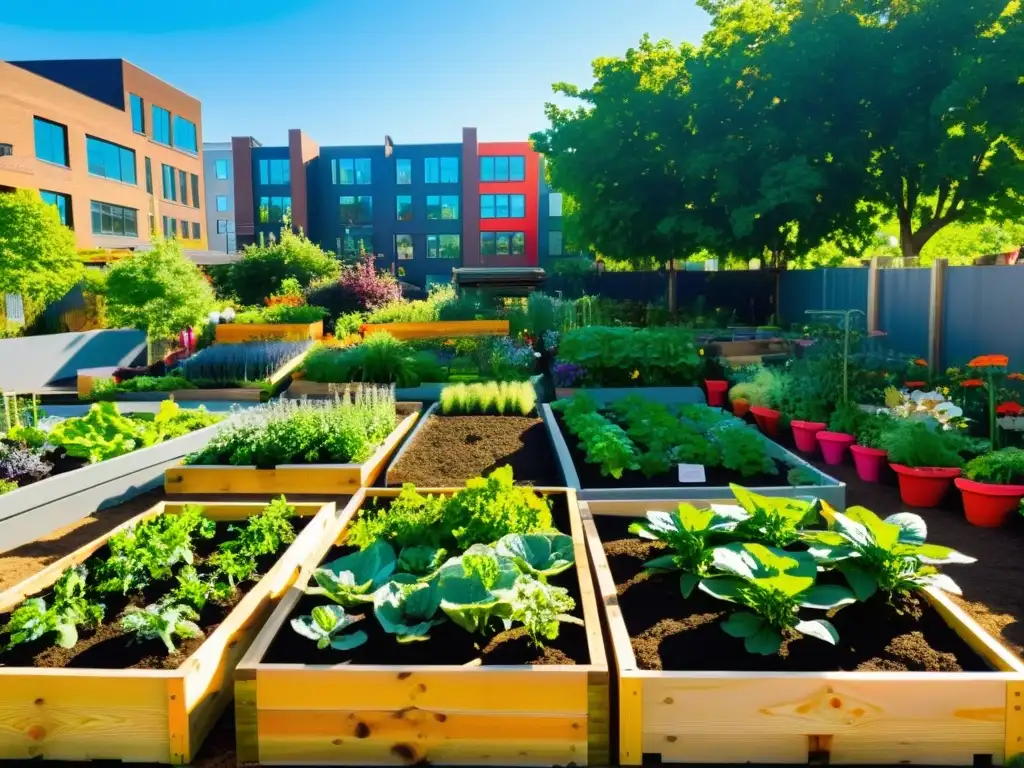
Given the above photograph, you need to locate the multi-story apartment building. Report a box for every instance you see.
[202,141,235,253]
[0,58,206,250]
[213,127,565,286]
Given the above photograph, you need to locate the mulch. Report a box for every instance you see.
[387,413,562,487]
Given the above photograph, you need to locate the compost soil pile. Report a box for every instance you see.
[555,413,791,490]
[387,413,561,487]
[263,496,590,667]
[0,517,309,671]
[597,514,988,672]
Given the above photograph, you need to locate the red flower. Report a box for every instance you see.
[961,379,985,388]
[905,381,927,389]
[968,355,1009,368]
[913,359,927,367]
[996,402,1024,416]
[1009,373,1024,381]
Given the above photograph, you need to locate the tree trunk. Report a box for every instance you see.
[666,260,677,313]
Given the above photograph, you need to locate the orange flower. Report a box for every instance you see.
[961,378,985,388]
[968,355,1009,368]
[905,380,927,389]
[914,359,927,366]
[996,402,1024,416]
[1009,373,1024,381]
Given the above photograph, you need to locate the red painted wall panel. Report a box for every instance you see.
[477,141,539,267]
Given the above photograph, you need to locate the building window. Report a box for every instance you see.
[91,200,138,237]
[396,158,412,185]
[480,194,525,218]
[481,231,525,256]
[549,192,563,217]
[191,174,200,209]
[424,157,459,184]
[340,196,372,225]
[549,231,563,256]
[216,195,229,212]
[33,117,68,167]
[145,157,153,194]
[217,219,228,234]
[86,136,136,184]
[169,218,177,237]
[172,116,198,153]
[39,190,71,227]
[481,155,526,182]
[179,170,189,205]
[258,196,292,223]
[339,229,373,258]
[192,221,201,240]
[395,234,414,260]
[331,158,371,185]
[152,105,171,145]
[426,195,459,220]
[396,196,413,221]
[130,94,145,135]
[259,158,290,185]
[161,164,177,201]
[215,159,229,179]
[428,234,460,259]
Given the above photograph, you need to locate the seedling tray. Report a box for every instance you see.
[0,499,340,763]
[233,487,610,766]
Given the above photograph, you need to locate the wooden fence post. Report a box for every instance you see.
[866,258,880,334]
[927,258,948,373]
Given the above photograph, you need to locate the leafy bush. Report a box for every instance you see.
[185,387,396,468]
[176,340,311,385]
[0,478,17,495]
[306,250,400,315]
[880,420,964,468]
[302,333,443,387]
[232,304,328,325]
[92,375,195,399]
[552,394,640,479]
[856,411,894,449]
[557,326,701,386]
[965,448,1024,485]
[728,365,785,408]
[228,231,340,306]
[827,403,865,435]
[439,381,537,416]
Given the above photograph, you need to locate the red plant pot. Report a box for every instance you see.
[889,464,961,508]
[817,431,856,466]
[791,421,827,454]
[750,407,781,437]
[732,398,750,418]
[954,477,1024,528]
[850,445,888,483]
[705,379,729,408]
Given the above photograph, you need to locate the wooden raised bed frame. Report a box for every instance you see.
[234,486,609,766]
[0,499,342,764]
[215,320,324,344]
[579,498,1024,766]
[362,319,508,340]
[164,409,419,495]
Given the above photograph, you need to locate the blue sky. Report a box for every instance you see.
[1,0,709,147]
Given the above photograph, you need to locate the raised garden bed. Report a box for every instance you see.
[580,494,1024,765]
[362,319,509,340]
[233,483,609,766]
[0,402,227,555]
[214,320,324,344]
[0,497,340,763]
[553,386,707,404]
[385,400,562,487]
[165,395,420,495]
[543,395,845,507]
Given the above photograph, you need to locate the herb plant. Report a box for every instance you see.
[880,420,965,468]
[176,340,312,385]
[964,447,1024,485]
[121,603,204,654]
[439,381,537,416]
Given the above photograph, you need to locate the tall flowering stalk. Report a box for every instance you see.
[967,355,1009,450]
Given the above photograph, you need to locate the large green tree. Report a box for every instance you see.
[0,189,83,308]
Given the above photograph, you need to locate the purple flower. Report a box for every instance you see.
[553,362,585,388]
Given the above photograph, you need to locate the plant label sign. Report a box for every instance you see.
[677,463,707,483]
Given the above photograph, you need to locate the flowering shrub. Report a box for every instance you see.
[553,362,586,388]
[306,251,401,315]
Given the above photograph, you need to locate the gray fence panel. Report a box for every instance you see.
[878,268,931,357]
[779,268,868,326]
[942,265,1024,368]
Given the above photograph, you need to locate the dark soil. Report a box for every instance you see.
[0,516,308,671]
[597,515,989,673]
[262,496,589,667]
[387,413,562,487]
[555,412,791,490]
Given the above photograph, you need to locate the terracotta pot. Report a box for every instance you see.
[889,464,961,508]
[705,379,729,408]
[791,421,827,454]
[732,398,750,418]
[954,477,1024,528]
[750,406,781,437]
[817,431,856,466]
[850,445,887,482]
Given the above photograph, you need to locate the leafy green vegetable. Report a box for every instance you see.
[508,575,581,646]
[495,533,575,578]
[208,496,297,587]
[49,402,154,463]
[713,424,776,477]
[397,545,448,576]
[168,565,230,611]
[436,546,520,634]
[804,506,975,601]
[373,579,445,643]
[1,565,104,651]
[291,605,368,651]
[629,504,748,597]
[728,485,821,548]
[700,543,855,655]
[121,603,204,654]
[308,540,397,607]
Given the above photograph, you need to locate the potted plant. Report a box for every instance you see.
[849,412,893,482]
[882,421,964,508]
[816,403,860,466]
[728,367,783,436]
[955,448,1024,527]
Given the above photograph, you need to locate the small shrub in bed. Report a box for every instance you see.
[556,326,701,387]
[232,304,328,325]
[439,381,537,416]
[175,340,312,386]
[302,333,443,387]
[185,386,397,468]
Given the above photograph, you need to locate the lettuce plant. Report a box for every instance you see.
[373,579,445,643]
[700,543,856,655]
[121,602,204,654]
[804,505,975,601]
[728,485,821,548]
[1,565,104,651]
[495,533,574,579]
[629,505,747,597]
[49,402,154,463]
[436,546,520,634]
[508,576,581,645]
[308,540,397,607]
[291,605,368,650]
